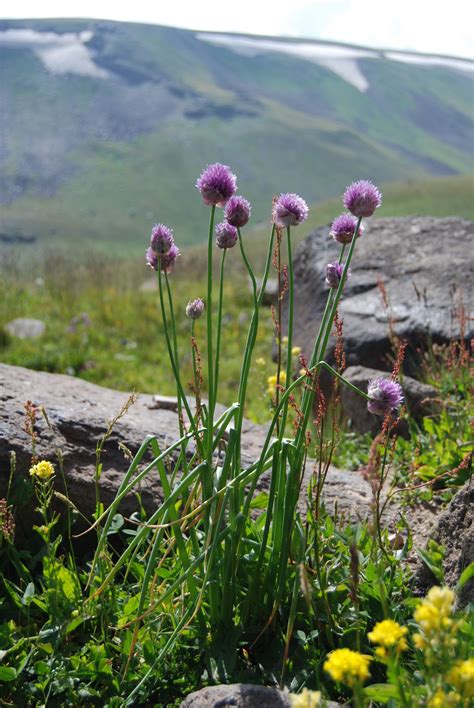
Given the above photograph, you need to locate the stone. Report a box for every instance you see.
[0,364,386,539]
[340,365,440,435]
[139,277,157,292]
[250,277,279,307]
[286,217,473,376]
[181,685,341,708]
[5,318,45,339]
[181,684,290,707]
[413,481,474,607]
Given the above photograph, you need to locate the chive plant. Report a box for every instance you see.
[89,168,406,701]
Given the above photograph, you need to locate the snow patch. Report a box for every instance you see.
[197,33,377,92]
[384,51,474,74]
[0,28,108,79]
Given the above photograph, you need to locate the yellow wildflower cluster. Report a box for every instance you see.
[290,688,321,707]
[447,658,474,698]
[291,346,301,357]
[267,371,286,396]
[29,460,55,481]
[413,586,456,653]
[368,619,408,660]
[324,648,371,687]
[427,689,461,707]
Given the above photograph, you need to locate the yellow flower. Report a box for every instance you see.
[447,658,474,697]
[29,460,55,481]
[324,648,371,687]
[412,632,427,650]
[414,586,455,636]
[368,619,408,654]
[291,346,301,357]
[299,368,307,377]
[428,689,460,707]
[290,688,321,707]
[267,371,287,396]
[256,357,266,366]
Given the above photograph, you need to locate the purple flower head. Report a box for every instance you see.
[146,244,180,273]
[273,193,309,228]
[224,195,251,228]
[215,221,238,250]
[325,261,348,289]
[343,180,382,218]
[367,378,404,416]
[146,247,159,271]
[160,243,180,273]
[196,163,237,207]
[330,214,364,244]
[150,223,174,254]
[186,298,205,320]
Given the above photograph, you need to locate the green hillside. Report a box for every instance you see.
[0,19,472,255]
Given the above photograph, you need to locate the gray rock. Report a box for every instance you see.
[250,277,279,307]
[181,684,290,707]
[286,217,473,376]
[139,277,157,292]
[414,481,474,607]
[181,685,342,707]
[5,318,45,339]
[340,365,440,435]
[0,364,385,537]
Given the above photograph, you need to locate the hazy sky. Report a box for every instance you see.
[2,0,473,60]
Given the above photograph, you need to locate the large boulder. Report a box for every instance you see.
[287,217,473,375]
[0,364,385,537]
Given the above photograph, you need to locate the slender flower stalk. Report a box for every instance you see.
[206,205,216,465]
[156,267,204,458]
[164,271,188,469]
[279,226,294,438]
[214,250,227,409]
[296,216,362,450]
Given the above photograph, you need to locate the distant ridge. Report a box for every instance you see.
[0,18,472,254]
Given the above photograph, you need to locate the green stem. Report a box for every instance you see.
[279,226,294,437]
[157,269,204,458]
[206,205,216,448]
[164,271,188,471]
[235,226,266,428]
[297,218,362,448]
[214,249,226,402]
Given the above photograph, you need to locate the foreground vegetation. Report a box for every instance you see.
[0,172,473,706]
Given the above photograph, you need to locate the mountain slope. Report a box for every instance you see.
[0,19,472,254]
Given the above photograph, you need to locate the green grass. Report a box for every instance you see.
[1,175,472,416]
